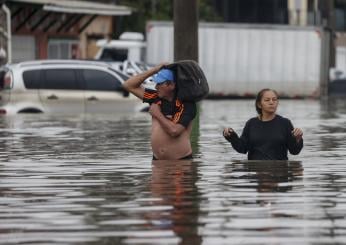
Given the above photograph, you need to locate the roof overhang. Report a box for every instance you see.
[6,0,132,16]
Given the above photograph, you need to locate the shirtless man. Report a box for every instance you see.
[123,64,197,160]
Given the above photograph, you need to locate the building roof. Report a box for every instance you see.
[6,0,132,16]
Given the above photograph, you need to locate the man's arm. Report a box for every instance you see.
[123,64,165,99]
[149,104,186,137]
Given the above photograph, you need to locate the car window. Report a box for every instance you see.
[99,48,128,62]
[23,70,41,89]
[82,69,122,91]
[42,69,80,90]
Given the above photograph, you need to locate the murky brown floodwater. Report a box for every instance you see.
[0,98,346,244]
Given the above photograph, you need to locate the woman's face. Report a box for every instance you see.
[258,90,278,114]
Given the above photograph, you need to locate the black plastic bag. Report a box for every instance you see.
[165,60,209,102]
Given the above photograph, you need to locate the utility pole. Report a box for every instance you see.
[173,0,200,150]
[319,0,335,97]
[173,0,198,62]
[320,0,335,66]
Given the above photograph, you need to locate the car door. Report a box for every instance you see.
[82,68,138,114]
[39,68,85,114]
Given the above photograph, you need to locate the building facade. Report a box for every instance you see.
[210,0,346,29]
[0,0,131,64]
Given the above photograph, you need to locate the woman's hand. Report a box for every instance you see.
[292,128,303,142]
[223,127,234,138]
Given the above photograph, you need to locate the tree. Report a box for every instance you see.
[117,0,221,34]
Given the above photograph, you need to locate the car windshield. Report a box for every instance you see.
[100,48,128,62]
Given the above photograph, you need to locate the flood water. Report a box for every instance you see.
[0,98,346,244]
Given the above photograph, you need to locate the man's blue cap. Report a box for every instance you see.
[152,69,174,84]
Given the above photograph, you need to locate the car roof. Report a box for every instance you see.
[5,60,131,84]
[8,59,113,69]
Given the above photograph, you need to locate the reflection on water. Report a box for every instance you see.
[0,98,346,244]
[146,160,201,245]
[229,160,303,193]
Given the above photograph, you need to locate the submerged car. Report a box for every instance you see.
[0,60,145,115]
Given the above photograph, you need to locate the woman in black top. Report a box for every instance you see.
[223,89,303,160]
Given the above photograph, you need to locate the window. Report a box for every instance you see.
[23,70,41,89]
[99,48,128,62]
[214,0,288,24]
[48,39,79,59]
[335,0,346,31]
[82,69,122,91]
[42,69,80,90]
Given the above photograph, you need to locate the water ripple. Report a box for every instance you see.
[0,99,346,244]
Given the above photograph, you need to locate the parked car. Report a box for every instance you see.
[0,60,145,115]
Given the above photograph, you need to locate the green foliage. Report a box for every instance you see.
[118,0,221,34]
[118,0,172,34]
[199,0,223,22]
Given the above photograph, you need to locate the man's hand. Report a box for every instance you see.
[149,103,185,138]
[123,61,170,100]
[292,128,303,142]
[149,103,162,118]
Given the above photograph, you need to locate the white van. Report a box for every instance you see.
[0,60,144,115]
[94,32,146,70]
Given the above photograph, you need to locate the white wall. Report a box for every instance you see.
[146,22,323,97]
[12,35,36,63]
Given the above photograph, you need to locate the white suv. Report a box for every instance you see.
[0,60,144,115]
